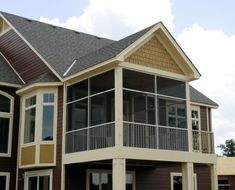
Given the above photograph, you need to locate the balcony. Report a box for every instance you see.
[66,121,214,154]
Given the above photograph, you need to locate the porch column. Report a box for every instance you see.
[182,162,194,190]
[115,67,123,147]
[211,164,218,190]
[113,158,126,190]
[185,81,193,152]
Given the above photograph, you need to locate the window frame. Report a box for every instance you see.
[24,169,52,190]
[21,88,57,146]
[86,169,136,190]
[0,172,10,190]
[170,172,197,190]
[0,91,14,157]
[191,106,201,131]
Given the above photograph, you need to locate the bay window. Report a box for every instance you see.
[22,90,57,145]
[0,91,13,156]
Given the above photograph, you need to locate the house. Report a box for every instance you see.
[0,11,219,190]
[217,157,235,190]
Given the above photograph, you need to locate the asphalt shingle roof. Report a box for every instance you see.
[0,54,23,85]
[1,11,114,77]
[190,86,218,107]
[0,12,218,107]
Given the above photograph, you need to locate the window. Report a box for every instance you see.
[0,172,10,190]
[191,106,200,131]
[42,93,55,141]
[25,170,52,190]
[24,96,36,143]
[0,91,13,156]
[218,180,230,190]
[22,90,57,145]
[171,173,197,190]
[66,70,115,131]
[88,170,135,190]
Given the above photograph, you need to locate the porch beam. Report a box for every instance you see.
[182,162,194,190]
[211,164,218,190]
[115,66,123,147]
[113,158,126,190]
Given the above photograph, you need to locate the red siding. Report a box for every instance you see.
[0,30,52,82]
[0,86,20,190]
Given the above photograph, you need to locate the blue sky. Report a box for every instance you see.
[2,0,235,36]
[1,0,235,152]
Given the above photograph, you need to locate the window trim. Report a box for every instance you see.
[86,169,136,190]
[191,106,201,131]
[170,172,197,190]
[0,172,10,190]
[24,169,52,190]
[0,90,14,157]
[21,89,58,146]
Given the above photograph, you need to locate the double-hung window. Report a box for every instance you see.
[0,91,13,156]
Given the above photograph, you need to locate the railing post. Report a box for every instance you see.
[115,67,123,147]
[185,82,193,152]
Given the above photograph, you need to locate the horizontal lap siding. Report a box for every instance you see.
[0,30,52,82]
[219,175,235,190]
[0,86,20,190]
[53,86,63,190]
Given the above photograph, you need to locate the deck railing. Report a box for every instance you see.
[65,121,214,154]
[66,122,115,153]
[192,130,214,153]
[123,121,188,151]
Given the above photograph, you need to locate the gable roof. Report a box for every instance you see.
[0,11,114,78]
[0,53,23,86]
[190,86,218,107]
[1,12,200,81]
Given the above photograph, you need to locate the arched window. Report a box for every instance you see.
[0,91,13,156]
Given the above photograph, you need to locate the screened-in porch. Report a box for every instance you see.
[65,68,214,154]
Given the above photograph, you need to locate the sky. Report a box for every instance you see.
[1,0,235,153]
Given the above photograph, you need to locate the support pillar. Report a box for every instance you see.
[113,158,126,190]
[182,162,194,190]
[211,164,218,190]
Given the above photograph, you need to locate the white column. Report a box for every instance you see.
[115,67,123,147]
[182,162,194,190]
[113,158,126,190]
[185,81,193,152]
[211,164,218,190]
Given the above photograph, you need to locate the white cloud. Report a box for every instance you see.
[39,0,174,40]
[39,0,235,154]
[177,24,235,153]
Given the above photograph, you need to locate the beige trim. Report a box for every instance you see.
[0,91,14,157]
[0,52,25,85]
[63,146,217,165]
[115,67,123,147]
[0,81,22,88]
[182,162,194,190]
[0,13,63,82]
[64,59,119,82]
[0,172,10,190]
[16,82,62,95]
[186,82,193,152]
[171,172,197,190]
[19,87,58,168]
[24,169,53,190]
[120,62,188,81]
[113,158,126,190]
[211,164,218,190]
[190,101,218,109]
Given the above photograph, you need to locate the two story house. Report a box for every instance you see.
[0,12,218,190]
